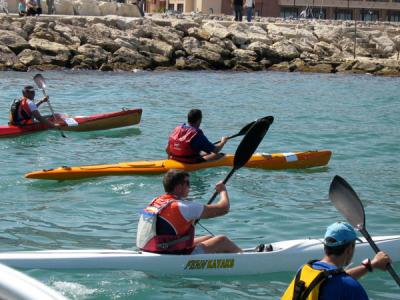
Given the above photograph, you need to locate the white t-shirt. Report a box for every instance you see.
[244,0,254,7]
[177,200,204,222]
[26,99,38,112]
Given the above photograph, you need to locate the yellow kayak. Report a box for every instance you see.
[25,150,331,180]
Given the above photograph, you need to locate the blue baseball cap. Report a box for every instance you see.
[324,222,362,247]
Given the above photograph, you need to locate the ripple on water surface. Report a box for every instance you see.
[0,71,399,299]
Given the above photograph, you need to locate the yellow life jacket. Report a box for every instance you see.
[281,260,344,300]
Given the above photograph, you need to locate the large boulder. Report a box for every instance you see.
[98,2,118,16]
[116,3,141,17]
[73,0,101,16]
[352,60,384,73]
[270,40,300,60]
[111,46,152,69]
[139,38,174,58]
[0,44,17,67]
[188,27,211,41]
[372,35,395,58]
[175,56,211,70]
[55,0,75,15]
[267,24,297,39]
[77,44,109,62]
[228,23,250,46]
[29,37,71,55]
[17,49,43,66]
[314,41,341,58]
[0,30,29,53]
[171,20,199,35]
[314,25,342,44]
[182,36,200,55]
[202,22,231,40]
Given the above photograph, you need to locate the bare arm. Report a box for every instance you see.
[36,96,49,108]
[32,110,56,128]
[199,181,229,219]
[346,251,391,279]
[212,136,228,154]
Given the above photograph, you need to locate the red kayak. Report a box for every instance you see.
[0,108,142,138]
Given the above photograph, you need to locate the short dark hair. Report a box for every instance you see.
[324,238,355,256]
[22,86,35,93]
[187,109,202,124]
[163,169,189,193]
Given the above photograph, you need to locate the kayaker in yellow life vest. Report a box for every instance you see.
[166,109,229,163]
[136,169,242,254]
[282,222,392,300]
[9,85,58,128]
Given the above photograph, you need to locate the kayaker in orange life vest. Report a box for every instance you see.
[136,169,242,254]
[9,85,58,128]
[166,109,229,163]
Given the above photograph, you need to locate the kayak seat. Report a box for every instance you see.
[255,243,273,252]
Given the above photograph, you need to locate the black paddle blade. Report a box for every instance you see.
[233,116,273,170]
[236,121,255,136]
[329,175,365,230]
[33,74,46,89]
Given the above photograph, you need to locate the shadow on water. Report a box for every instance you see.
[75,127,141,139]
[26,172,161,190]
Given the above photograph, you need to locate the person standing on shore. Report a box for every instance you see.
[232,0,243,21]
[46,0,54,14]
[17,0,26,16]
[25,0,39,16]
[0,0,9,14]
[281,222,392,299]
[244,0,254,22]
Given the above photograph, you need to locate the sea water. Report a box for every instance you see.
[0,70,399,299]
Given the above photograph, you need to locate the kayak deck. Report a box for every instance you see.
[25,150,332,180]
[0,236,397,276]
[0,108,142,138]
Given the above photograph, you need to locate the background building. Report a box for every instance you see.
[146,0,400,22]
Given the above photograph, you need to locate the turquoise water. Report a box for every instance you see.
[0,70,399,299]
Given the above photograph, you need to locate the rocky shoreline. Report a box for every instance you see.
[1,14,400,76]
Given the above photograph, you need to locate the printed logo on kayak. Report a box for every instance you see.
[184,259,234,270]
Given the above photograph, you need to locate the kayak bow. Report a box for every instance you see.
[25,150,332,180]
[0,236,397,276]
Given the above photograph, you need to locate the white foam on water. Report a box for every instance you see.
[51,281,97,300]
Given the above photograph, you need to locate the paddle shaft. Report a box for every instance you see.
[213,122,256,145]
[206,168,235,205]
[359,227,400,286]
[37,84,66,138]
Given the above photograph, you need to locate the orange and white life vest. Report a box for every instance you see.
[136,194,195,253]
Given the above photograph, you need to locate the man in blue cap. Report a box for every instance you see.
[282,222,392,299]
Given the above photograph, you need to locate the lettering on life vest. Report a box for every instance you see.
[184,259,235,270]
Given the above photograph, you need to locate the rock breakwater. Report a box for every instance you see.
[1,14,400,76]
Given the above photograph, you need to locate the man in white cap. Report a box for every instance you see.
[282,221,392,299]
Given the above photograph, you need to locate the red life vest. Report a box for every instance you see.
[137,194,195,254]
[167,124,202,163]
[9,97,34,125]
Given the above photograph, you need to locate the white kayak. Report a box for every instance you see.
[0,263,67,300]
[0,236,399,277]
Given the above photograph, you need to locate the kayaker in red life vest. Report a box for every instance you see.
[9,85,58,128]
[166,109,229,163]
[136,169,242,254]
[282,222,392,300]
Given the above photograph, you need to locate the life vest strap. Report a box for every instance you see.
[157,234,192,250]
[292,260,344,300]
